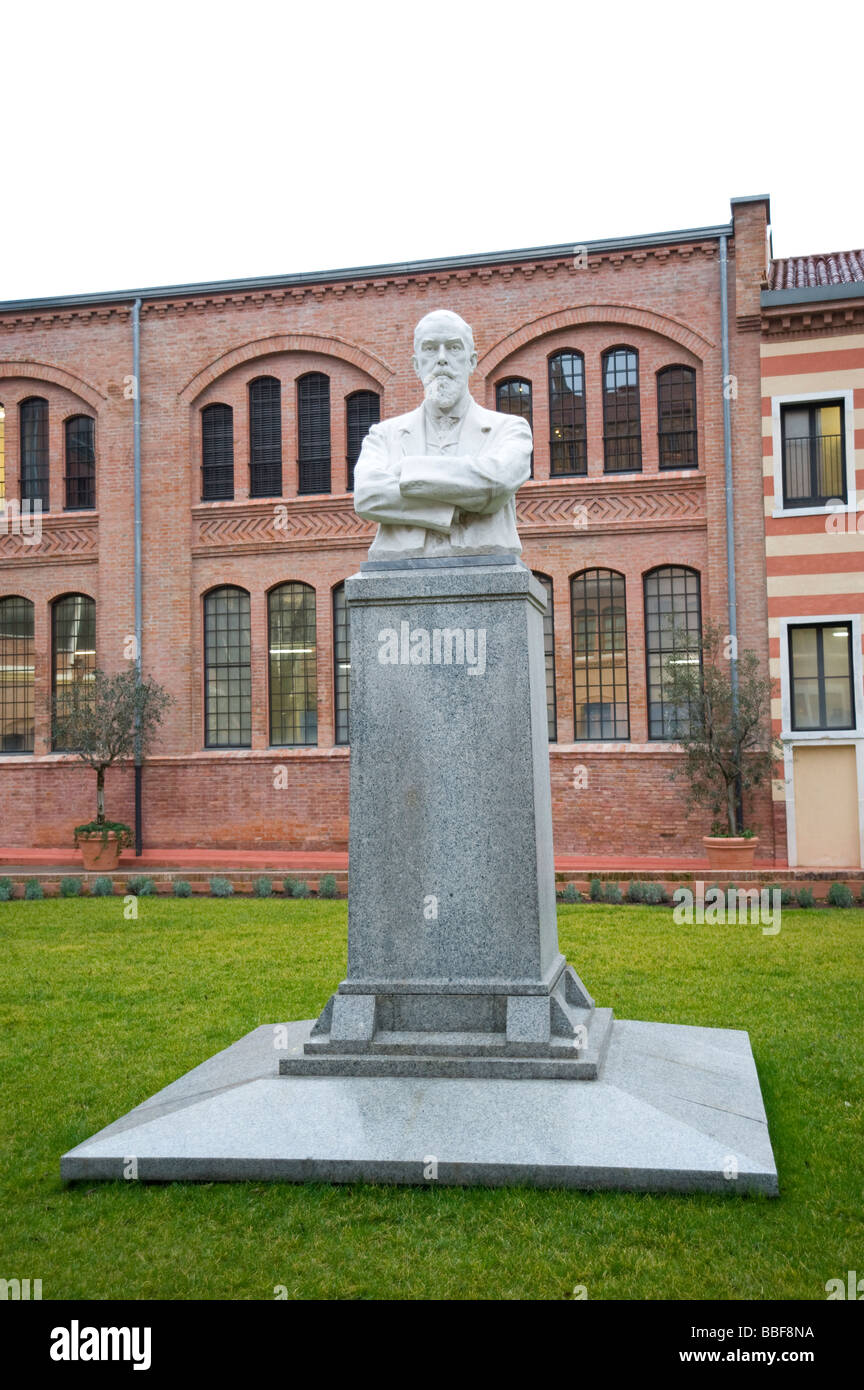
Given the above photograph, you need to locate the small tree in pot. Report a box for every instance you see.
[662,621,781,868]
[52,666,172,871]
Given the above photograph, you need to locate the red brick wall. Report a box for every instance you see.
[0,201,777,858]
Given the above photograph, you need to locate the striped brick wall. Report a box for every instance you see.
[761,320,864,866]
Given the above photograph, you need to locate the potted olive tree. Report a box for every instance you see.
[52,666,172,872]
[662,621,780,869]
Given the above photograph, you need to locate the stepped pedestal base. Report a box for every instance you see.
[61,1017,778,1195]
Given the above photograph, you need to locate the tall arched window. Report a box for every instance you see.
[0,596,34,753]
[533,573,557,741]
[204,587,251,747]
[297,373,331,495]
[0,403,5,506]
[52,594,96,747]
[657,366,698,469]
[268,583,317,746]
[644,566,702,739]
[346,391,380,492]
[571,569,629,740]
[497,379,533,476]
[201,403,234,500]
[333,582,351,745]
[249,377,282,498]
[548,352,586,476]
[602,348,641,473]
[20,397,49,510]
[64,416,95,510]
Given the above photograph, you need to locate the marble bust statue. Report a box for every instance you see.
[353,309,532,559]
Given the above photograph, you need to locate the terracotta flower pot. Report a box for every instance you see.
[78,832,123,873]
[702,836,759,870]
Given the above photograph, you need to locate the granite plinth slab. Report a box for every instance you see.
[60,1018,779,1194]
[360,553,519,570]
[280,1007,613,1079]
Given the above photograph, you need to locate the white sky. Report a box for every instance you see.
[2,0,861,302]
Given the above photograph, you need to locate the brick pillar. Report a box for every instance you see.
[731,196,771,325]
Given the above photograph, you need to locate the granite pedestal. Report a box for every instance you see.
[61,557,777,1194]
[281,558,611,1079]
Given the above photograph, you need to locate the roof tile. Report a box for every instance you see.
[769,248,864,290]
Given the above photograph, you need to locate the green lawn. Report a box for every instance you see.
[1,897,861,1300]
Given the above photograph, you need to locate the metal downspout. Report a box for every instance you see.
[719,236,741,828]
[132,298,143,855]
[719,236,738,682]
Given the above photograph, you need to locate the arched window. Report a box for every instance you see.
[571,570,629,740]
[201,403,234,501]
[0,596,34,753]
[602,348,641,473]
[64,416,95,510]
[346,391,380,492]
[644,566,702,739]
[0,403,5,506]
[533,573,557,741]
[20,397,49,510]
[548,352,586,476]
[204,587,251,747]
[657,366,698,469]
[248,377,282,498]
[333,582,351,745]
[52,594,96,747]
[496,378,533,476]
[297,373,331,495]
[268,583,317,746]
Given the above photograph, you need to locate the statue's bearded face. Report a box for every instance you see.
[413,315,477,412]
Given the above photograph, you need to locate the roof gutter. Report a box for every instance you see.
[762,281,864,307]
[0,223,734,314]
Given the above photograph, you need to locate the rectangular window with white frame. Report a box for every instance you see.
[781,400,846,508]
[788,621,855,731]
[771,388,855,517]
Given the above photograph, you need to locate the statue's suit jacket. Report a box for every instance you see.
[353,396,532,558]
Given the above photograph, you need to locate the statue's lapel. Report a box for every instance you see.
[459,398,492,457]
[397,405,425,458]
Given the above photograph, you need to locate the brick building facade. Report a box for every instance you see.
[761,249,864,867]
[0,197,776,859]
